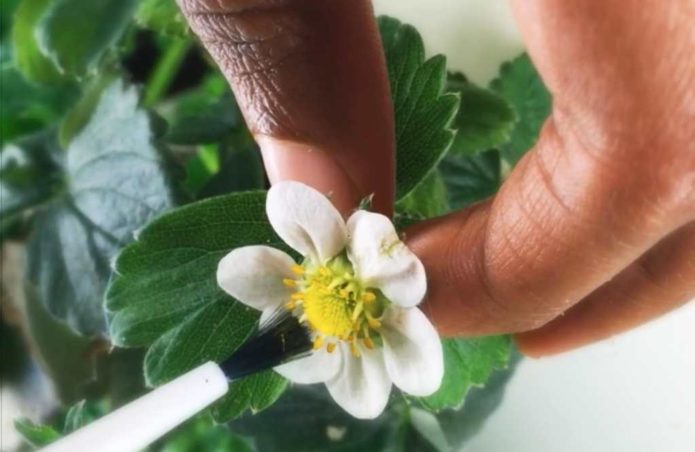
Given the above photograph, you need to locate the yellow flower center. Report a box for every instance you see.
[283,255,385,356]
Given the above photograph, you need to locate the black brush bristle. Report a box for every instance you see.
[219,309,312,380]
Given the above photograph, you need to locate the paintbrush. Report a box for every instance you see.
[41,309,312,452]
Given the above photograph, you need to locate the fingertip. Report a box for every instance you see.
[257,135,361,217]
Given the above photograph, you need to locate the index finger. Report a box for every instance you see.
[179,0,395,215]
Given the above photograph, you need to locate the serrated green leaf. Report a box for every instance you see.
[420,336,511,411]
[447,73,516,156]
[27,80,174,335]
[106,191,292,420]
[14,418,61,447]
[136,0,189,38]
[212,370,288,422]
[11,0,63,83]
[490,53,551,164]
[439,150,501,210]
[35,0,137,78]
[378,16,460,200]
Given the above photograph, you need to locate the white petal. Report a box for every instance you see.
[325,344,392,419]
[266,181,347,262]
[380,306,444,396]
[274,348,342,384]
[347,210,426,307]
[217,246,295,311]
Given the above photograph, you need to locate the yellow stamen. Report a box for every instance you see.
[282,278,297,288]
[285,300,296,310]
[350,342,361,357]
[362,292,376,303]
[313,336,324,350]
[326,342,336,353]
[291,264,304,275]
[351,301,364,321]
[291,293,304,301]
[367,317,382,329]
[363,337,375,349]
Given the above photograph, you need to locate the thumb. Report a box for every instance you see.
[178,0,395,216]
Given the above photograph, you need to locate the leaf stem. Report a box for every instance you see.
[144,39,191,107]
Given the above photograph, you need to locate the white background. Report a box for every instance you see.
[373,1,695,451]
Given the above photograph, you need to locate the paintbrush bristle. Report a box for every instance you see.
[219,309,312,380]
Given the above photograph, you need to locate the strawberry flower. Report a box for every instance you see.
[217,181,443,419]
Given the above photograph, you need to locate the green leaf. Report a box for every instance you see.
[212,370,288,421]
[378,16,460,200]
[35,0,138,78]
[447,73,516,156]
[136,0,189,38]
[27,79,174,335]
[63,400,107,433]
[0,64,78,144]
[490,53,551,165]
[439,150,501,210]
[162,76,242,146]
[395,170,450,219]
[420,336,512,411]
[144,300,256,385]
[106,191,291,420]
[14,418,61,447]
[11,0,63,83]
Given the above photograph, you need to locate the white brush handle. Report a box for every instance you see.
[41,362,228,452]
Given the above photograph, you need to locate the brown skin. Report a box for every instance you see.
[179,0,695,357]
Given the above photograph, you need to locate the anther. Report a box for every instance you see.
[282,278,297,288]
[367,317,381,329]
[363,337,375,350]
[291,264,304,275]
[327,343,336,353]
[350,342,361,357]
[285,300,296,310]
[362,292,376,303]
[313,336,324,350]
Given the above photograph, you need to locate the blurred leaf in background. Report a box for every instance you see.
[35,0,138,79]
[26,80,175,335]
[490,53,552,165]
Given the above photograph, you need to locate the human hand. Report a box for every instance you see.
[179,0,694,356]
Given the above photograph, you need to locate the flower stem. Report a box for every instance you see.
[144,39,191,107]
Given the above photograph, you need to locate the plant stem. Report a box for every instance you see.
[144,39,191,107]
